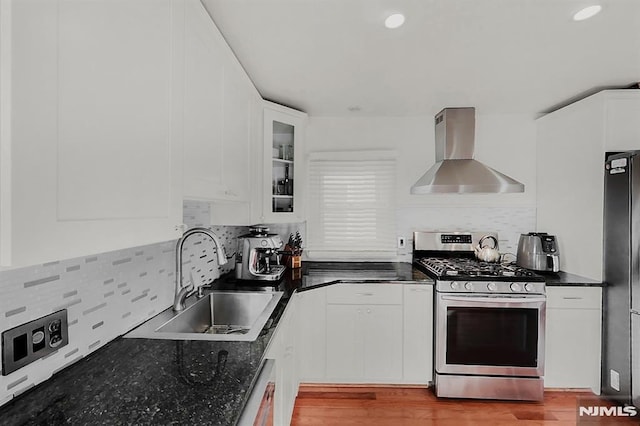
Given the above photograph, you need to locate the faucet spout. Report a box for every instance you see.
[174,227,228,312]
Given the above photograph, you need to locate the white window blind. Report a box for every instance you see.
[306,151,397,260]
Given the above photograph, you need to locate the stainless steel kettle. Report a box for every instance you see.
[474,235,501,263]
[516,232,560,272]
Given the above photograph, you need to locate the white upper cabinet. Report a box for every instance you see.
[0,0,11,266]
[181,0,260,207]
[536,90,640,280]
[258,102,307,223]
[182,0,225,200]
[2,0,186,268]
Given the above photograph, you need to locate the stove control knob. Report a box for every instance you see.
[487,282,497,291]
[450,282,460,290]
[524,283,535,292]
[464,282,474,291]
[510,282,522,292]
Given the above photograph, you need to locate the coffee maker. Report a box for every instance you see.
[235,226,286,281]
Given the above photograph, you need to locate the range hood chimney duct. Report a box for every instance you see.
[410,107,524,194]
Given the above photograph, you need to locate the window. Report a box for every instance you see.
[306,151,396,260]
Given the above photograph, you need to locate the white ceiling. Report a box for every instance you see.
[202,0,640,117]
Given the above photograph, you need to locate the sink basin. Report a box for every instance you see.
[124,290,283,342]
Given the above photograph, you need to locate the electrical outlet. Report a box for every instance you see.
[1,310,68,376]
[610,369,620,391]
[397,236,406,249]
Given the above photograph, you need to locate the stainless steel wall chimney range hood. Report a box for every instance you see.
[410,107,524,194]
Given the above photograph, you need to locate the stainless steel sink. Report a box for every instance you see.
[124,290,283,342]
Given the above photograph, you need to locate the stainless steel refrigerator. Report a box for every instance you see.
[602,150,640,407]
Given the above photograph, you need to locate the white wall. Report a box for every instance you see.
[305,114,538,260]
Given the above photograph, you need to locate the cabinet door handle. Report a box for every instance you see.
[409,288,430,292]
[356,292,374,297]
[562,297,583,300]
[366,308,371,314]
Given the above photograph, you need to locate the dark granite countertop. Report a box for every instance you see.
[540,271,604,287]
[0,262,429,426]
[212,262,433,293]
[0,334,277,425]
[296,261,432,290]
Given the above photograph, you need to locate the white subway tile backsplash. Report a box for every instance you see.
[396,206,536,261]
[183,200,252,275]
[0,240,176,405]
[4,307,26,317]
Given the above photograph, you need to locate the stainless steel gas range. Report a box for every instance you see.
[413,231,546,401]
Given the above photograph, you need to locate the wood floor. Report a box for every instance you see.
[290,385,640,425]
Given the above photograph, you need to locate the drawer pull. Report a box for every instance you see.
[562,297,583,300]
[357,293,374,297]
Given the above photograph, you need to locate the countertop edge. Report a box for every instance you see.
[541,271,605,287]
[297,278,434,292]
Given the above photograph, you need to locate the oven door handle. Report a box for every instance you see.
[440,295,546,304]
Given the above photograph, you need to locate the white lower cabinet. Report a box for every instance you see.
[294,283,434,385]
[264,282,434,425]
[326,303,403,382]
[403,285,433,384]
[544,286,602,393]
[324,284,404,383]
[296,287,327,381]
[265,293,299,426]
[362,305,404,380]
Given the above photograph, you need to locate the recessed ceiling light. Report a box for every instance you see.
[573,5,602,21]
[384,13,405,29]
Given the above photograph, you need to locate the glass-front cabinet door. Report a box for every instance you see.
[271,120,295,213]
[262,103,307,222]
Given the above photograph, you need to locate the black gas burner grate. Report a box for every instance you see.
[414,257,539,280]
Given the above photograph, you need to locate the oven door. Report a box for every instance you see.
[436,292,545,377]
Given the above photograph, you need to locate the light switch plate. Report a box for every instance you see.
[610,369,620,391]
[1,310,68,376]
[397,236,406,249]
